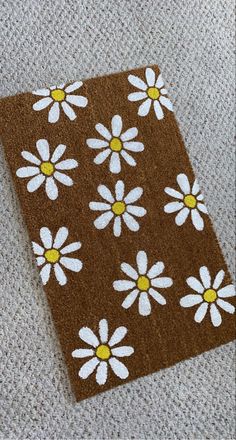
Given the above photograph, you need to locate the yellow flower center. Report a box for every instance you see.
[44,249,60,264]
[184,194,197,209]
[110,137,123,152]
[51,88,66,102]
[112,201,126,216]
[137,275,150,291]
[40,161,54,176]
[203,289,217,303]
[96,344,111,360]
[147,87,160,100]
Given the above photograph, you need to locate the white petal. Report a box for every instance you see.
[79,357,99,379]
[217,285,235,298]
[192,180,200,195]
[96,361,108,385]
[89,202,111,211]
[213,270,225,290]
[109,326,127,347]
[16,166,40,178]
[123,141,144,152]
[191,209,204,231]
[120,127,138,142]
[64,81,83,93]
[79,327,99,348]
[27,174,45,192]
[95,123,112,141]
[124,187,143,204]
[36,139,50,161]
[87,139,109,149]
[99,319,108,343]
[138,98,152,116]
[61,101,77,121]
[139,292,151,316]
[186,276,204,293]
[160,88,168,95]
[111,115,122,137]
[177,174,191,195]
[55,159,78,170]
[50,144,66,163]
[128,74,147,91]
[21,151,41,165]
[40,227,52,249]
[151,277,173,288]
[60,241,81,255]
[54,171,73,186]
[199,266,211,289]
[145,67,156,86]
[113,280,136,291]
[97,184,114,203]
[149,288,166,305]
[210,304,222,327]
[136,251,147,275]
[180,294,203,307]
[54,263,67,286]
[94,149,111,164]
[115,180,125,201]
[45,177,58,200]
[40,264,51,285]
[36,256,45,266]
[147,262,164,279]
[120,150,136,167]
[32,88,50,97]
[121,263,138,280]
[32,242,44,256]
[94,211,114,229]
[155,74,164,88]
[154,100,164,120]
[66,95,88,107]
[72,348,94,358]
[53,226,68,249]
[159,96,173,111]
[111,346,134,357]
[33,97,53,111]
[164,201,184,213]
[194,302,208,323]
[128,92,147,102]
[197,194,204,201]
[113,216,122,237]
[121,289,139,309]
[110,152,121,174]
[197,203,208,214]
[48,102,60,123]
[164,187,184,200]
[122,213,140,232]
[60,257,82,272]
[175,207,189,226]
[109,358,129,379]
[217,299,235,314]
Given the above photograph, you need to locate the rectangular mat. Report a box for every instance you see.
[0,65,235,402]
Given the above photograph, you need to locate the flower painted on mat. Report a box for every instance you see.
[128,67,173,120]
[164,173,208,231]
[72,319,134,385]
[16,139,78,200]
[32,227,83,286]
[89,180,147,237]
[113,251,173,316]
[32,81,88,123]
[180,266,235,327]
[86,115,144,174]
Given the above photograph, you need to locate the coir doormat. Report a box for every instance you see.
[0,66,235,402]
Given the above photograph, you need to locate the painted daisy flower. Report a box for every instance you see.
[32,81,88,123]
[86,115,144,174]
[32,227,83,286]
[16,139,78,200]
[164,173,208,231]
[113,251,173,316]
[89,180,147,237]
[128,67,173,120]
[180,266,235,327]
[72,319,134,385]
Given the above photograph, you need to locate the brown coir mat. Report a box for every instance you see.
[0,65,235,402]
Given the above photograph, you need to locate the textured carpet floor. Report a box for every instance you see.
[0,1,235,439]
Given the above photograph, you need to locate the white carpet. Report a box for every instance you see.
[0,1,235,438]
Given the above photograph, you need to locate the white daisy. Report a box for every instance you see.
[128,67,173,120]
[89,180,147,237]
[86,115,144,174]
[164,173,208,231]
[32,227,83,286]
[180,266,235,327]
[32,81,88,123]
[16,139,78,200]
[113,251,173,316]
[72,318,134,385]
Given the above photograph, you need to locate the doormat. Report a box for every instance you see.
[0,65,235,402]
